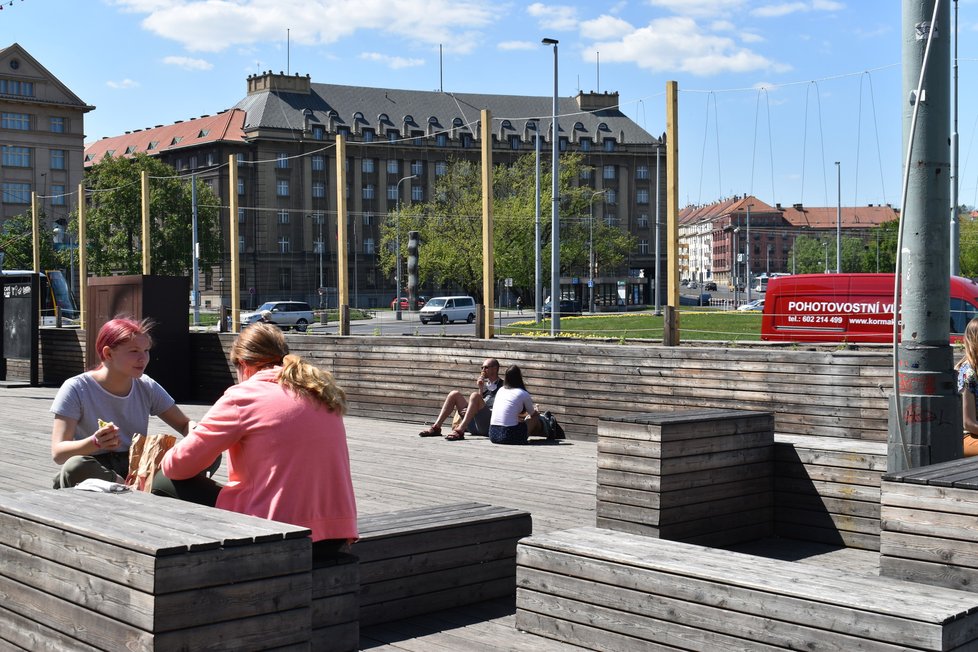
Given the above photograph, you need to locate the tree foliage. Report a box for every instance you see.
[83,154,221,276]
[0,211,60,272]
[378,153,636,303]
[787,221,898,274]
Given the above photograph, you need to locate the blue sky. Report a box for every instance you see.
[4,0,976,210]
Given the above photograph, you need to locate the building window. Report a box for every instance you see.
[312,155,325,171]
[2,145,30,167]
[279,236,291,253]
[605,189,617,205]
[237,178,245,195]
[278,210,290,224]
[436,133,447,147]
[559,137,568,152]
[638,213,649,228]
[312,125,325,140]
[311,212,324,225]
[580,167,592,181]
[603,138,616,152]
[580,138,591,152]
[364,238,375,255]
[362,129,375,142]
[434,161,447,176]
[362,184,375,200]
[277,180,289,197]
[387,184,398,201]
[411,160,423,175]
[639,239,649,255]
[279,267,292,290]
[387,159,399,175]
[363,213,373,226]
[206,152,216,166]
[412,131,423,146]
[0,79,34,96]
[51,184,65,205]
[388,130,399,143]
[2,183,30,204]
[314,238,324,254]
[276,153,289,169]
[637,165,650,180]
[238,208,246,223]
[461,133,473,148]
[2,113,30,130]
[603,165,616,180]
[604,212,618,227]
[637,189,650,205]
[362,158,375,173]
[509,135,520,150]
[236,153,246,165]
[239,235,246,251]
[189,155,198,170]
[412,185,424,202]
[312,181,325,198]
[50,116,65,133]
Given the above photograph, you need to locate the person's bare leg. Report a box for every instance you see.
[455,393,486,433]
[421,390,467,435]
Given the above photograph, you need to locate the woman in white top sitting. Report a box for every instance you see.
[488,365,540,445]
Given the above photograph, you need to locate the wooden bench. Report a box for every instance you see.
[596,409,774,547]
[0,489,314,651]
[880,456,978,593]
[516,526,978,651]
[349,502,532,626]
[774,434,887,551]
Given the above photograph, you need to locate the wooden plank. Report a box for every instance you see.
[881,530,978,569]
[880,556,978,593]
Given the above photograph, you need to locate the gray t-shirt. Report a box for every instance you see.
[50,372,176,452]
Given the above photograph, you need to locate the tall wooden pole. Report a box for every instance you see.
[77,183,87,331]
[336,134,350,335]
[228,156,240,332]
[664,81,680,345]
[481,109,494,339]
[140,170,150,275]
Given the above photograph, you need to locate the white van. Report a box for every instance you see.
[419,296,477,324]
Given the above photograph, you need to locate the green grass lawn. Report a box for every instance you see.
[499,309,764,341]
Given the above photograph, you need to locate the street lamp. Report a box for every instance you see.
[542,37,560,335]
[588,189,607,313]
[835,161,841,273]
[733,226,741,307]
[395,174,417,320]
[53,218,74,313]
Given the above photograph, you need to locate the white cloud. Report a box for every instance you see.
[580,15,634,41]
[741,32,765,43]
[591,16,787,76]
[752,3,808,18]
[106,79,140,89]
[527,3,580,31]
[359,52,425,69]
[812,0,844,10]
[113,0,494,53]
[647,0,747,19]
[497,41,537,51]
[163,55,213,71]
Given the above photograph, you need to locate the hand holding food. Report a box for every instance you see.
[93,419,121,450]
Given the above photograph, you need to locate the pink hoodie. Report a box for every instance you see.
[162,368,357,541]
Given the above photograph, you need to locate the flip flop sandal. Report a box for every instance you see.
[418,426,442,437]
[445,430,465,441]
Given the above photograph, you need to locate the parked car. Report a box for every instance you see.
[737,298,765,312]
[542,299,583,317]
[390,296,428,310]
[678,293,712,306]
[419,296,477,324]
[704,281,718,291]
[241,301,315,331]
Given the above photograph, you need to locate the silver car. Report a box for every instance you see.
[242,301,314,331]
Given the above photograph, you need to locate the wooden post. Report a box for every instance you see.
[77,183,87,331]
[481,109,494,339]
[141,170,150,275]
[663,305,679,346]
[228,156,240,332]
[335,134,350,335]
[665,81,680,346]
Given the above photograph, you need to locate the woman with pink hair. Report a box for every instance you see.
[49,316,193,488]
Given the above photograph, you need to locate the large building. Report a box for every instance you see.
[85,71,664,310]
[0,43,93,248]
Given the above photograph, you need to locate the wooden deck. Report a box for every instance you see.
[0,384,880,651]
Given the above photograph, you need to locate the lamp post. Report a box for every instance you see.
[395,174,417,321]
[588,189,607,313]
[53,218,74,311]
[733,227,741,307]
[190,172,200,325]
[654,142,662,315]
[823,241,829,274]
[745,202,752,303]
[835,161,841,273]
[542,37,560,335]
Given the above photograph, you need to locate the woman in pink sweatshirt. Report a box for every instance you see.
[156,323,357,551]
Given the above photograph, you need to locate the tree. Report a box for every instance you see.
[378,152,636,303]
[83,154,221,276]
[0,211,59,272]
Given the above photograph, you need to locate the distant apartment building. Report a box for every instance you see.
[0,43,93,253]
[85,71,664,309]
[679,195,899,287]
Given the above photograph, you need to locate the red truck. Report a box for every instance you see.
[760,273,978,343]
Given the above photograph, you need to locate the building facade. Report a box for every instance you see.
[0,43,93,260]
[85,71,664,310]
